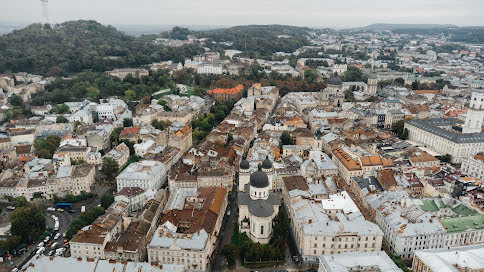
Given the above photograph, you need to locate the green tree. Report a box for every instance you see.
[56,116,69,123]
[304,69,319,84]
[13,197,28,208]
[125,90,136,101]
[392,120,405,136]
[55,104,70,114]
[101,157,119,179]
[280,131,294,146]
[222,244,238,269]
[100,193,115,209]
[9,94,24,107]
[123,118,133,127]
[86,86,100,99]
[110,127,123,145]
[440,154,452,163]
[34,135,61,159]
[399,128,409,140]
[9,207,46,244]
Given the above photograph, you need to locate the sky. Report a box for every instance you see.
[2,0,484,29]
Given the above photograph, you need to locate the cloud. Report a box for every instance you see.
[2,0,483,27]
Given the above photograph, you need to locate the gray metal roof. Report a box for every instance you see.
[406,118,484,144]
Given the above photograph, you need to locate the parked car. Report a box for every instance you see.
[46,207,56,212]
[54,233,61,240]
[47,241,53,247]
[36,247,45,255]
[43,236,51,243]
[50,242,58,249]
[67,209,76,214]
[6,206,15,211]
[56,208,64,212]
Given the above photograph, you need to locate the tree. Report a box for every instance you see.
[9,94,23,107]
[34,135,61,159]
[440,154,452,163]
[125,90,136,101]
[55,104,70,114]
[392,120,405,136]
[304,69,319,84]
[110,127,123,145]
[222,244,238,269]
[280,131,294,146]
[9,207,46,245]
[56,116,69,123]
[86,86,100,99]
[123,118,133,128]
[101,157,119,179]
[100,194,115,209]
[345,89,356,102]
[13,197,28,208]
[399,128,409,140]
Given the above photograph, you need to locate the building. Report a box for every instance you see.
[238,160,280,244]
[116,160,167,192]
[284,185,384,263]
[148,187,227,271]
[115,187,146,212]
[207,84,244,102]
[104,142,130,168]
[405,90,484,163]
[461,154,484,181]
[412,245,484,272]
[366,191,447,259]
[318,251,402,272]
[196,63,223,75]
[106,68,149,80]
[23,256,185,272]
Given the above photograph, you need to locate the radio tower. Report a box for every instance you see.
[40,0,50,25]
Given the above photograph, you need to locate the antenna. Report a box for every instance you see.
[40,0,50,26]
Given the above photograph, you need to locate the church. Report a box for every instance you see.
[237,157,280,244]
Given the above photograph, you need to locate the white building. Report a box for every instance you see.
[412,244,484,272]
[116,160,167,192]
[318,251,403,272]
[286,187,383,263]
[366,191,447,259]
[196,63,223,75]
[461,154,484,181]
[96,104,115,121]
[238,160,280,244]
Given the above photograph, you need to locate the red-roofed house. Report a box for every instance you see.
[208,84,244,102]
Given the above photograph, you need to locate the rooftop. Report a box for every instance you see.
[319,251,402,272]
[414,244,484,272]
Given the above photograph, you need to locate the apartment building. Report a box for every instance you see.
[116,160,167,192]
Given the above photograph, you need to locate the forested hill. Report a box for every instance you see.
[205,25,310,58]
[0,20,203,75]
[159,24,311,59]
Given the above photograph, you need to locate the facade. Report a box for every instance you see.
[106,68,149,79]
[116,160,167,192]
[461,154,484,181]
[196,63,223,75]
[114,186,146,212]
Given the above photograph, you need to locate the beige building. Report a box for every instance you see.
[106,68,149,80]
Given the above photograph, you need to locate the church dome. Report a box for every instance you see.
[250,165,269,188]
[328,77,343,86]
[262,156,272,169]
[240,159,249,170]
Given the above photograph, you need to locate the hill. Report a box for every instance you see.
[0,20,203,75]
[202,25,310,58]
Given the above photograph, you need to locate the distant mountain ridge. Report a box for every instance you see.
[363,23,458,31]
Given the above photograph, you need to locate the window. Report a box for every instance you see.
[261,225,264,235]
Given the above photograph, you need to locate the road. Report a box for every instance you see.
[211,179,238,271]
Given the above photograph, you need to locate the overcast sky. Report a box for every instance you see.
[3,0,484,28]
